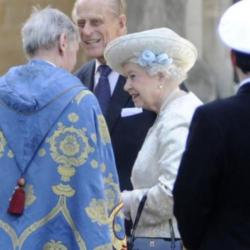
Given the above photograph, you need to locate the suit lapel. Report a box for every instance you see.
[85,61,95,91]
[105,75,130,132]
[80,60,96,91]
[77,61,131,133]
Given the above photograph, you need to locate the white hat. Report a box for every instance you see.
[218,0,250,53]
[104,28,197,76]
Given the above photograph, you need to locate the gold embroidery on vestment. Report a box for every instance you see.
[43,240,68,250]
[85,199,109,225]
[38,148,46,157]
[74,90,92,105]
[91,160,98,168]
[0,130,7,157]
[94,243,113,250]
[91,133,97,143]
[0,196,87,249]
[97,116,111,144]
[7,150,14,158]
[100,163,106,172]
[52,183,75,197]
[47,123,94,196]
[25,185,36,207]
[68,113,79,123]
[0,220,18,249]
[48,124,94,168]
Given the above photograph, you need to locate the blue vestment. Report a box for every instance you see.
[0,60,126,250]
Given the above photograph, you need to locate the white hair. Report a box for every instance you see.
[108,0,127,16]
[127,57,187,82]
[72,0,127,21]
[22,7,79,58]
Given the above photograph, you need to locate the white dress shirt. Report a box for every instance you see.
[94,60,120,95]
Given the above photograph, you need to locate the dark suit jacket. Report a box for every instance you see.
[75,60,156,191]
[173,83,250,250]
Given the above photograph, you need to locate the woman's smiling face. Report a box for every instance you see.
[123,62,162,112]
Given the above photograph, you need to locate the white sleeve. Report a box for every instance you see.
[128,114,189,226]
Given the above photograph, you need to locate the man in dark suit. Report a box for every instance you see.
[72,0,156,192]
[173,1,250,250]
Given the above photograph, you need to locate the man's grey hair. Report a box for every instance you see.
[72,0,127,21]
[22,7,80,58]
[108,0,127,16]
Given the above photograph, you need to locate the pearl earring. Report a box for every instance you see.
[158,84,163,89]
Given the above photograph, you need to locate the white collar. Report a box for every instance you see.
[95,60,109,74]
[95,59,101,74]
[31,59,57,67]
[239,77,250,88]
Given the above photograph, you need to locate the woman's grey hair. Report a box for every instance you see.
[127,57,187,82]
[22,7,80,58]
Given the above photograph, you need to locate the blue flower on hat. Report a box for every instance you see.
[138,50,156,67]
[156,53,173,65]
[138,49,173,68]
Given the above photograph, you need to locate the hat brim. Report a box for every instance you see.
[104,28,197,76]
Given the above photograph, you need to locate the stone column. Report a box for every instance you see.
[202,0,234,99]
[185,0,218,102]
[127,0,186,34]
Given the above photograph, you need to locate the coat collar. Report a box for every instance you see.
[105,75,129,132]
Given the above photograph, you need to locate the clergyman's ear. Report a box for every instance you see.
[58,33,68,54]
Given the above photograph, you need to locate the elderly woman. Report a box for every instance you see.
[104,28,202,244]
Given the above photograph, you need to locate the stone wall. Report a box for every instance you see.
[127,0,234,101]
[0,0,74,74]
[0,0,234,102]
